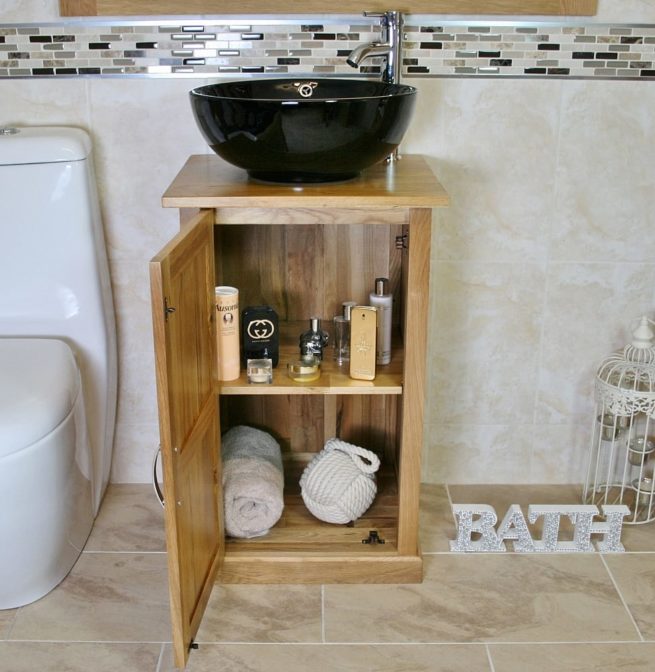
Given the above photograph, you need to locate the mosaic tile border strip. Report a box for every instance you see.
[0,18,654,80]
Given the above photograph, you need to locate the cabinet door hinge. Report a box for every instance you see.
[164,297,176,322]
[395,233,408,250]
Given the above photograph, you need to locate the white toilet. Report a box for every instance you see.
[0,126,117,609]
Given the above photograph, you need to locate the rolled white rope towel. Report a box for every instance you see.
[222,425,284,539]
[300,438,380,524]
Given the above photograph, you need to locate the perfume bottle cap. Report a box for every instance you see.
[374,277,389,296]
[342,301,356,320]
[310,316,321,332]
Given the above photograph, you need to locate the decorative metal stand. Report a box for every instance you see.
[584,317,655,524]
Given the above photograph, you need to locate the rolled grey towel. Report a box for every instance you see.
[221,425,284,539]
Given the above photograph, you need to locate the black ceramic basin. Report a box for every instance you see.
[190,78,417,183]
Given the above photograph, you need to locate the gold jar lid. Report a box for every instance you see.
[287,356,321,382]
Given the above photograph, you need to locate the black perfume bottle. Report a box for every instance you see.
[299,316,329,360]
[242,306,279,367]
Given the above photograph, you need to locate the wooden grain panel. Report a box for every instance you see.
[61,0,597,16]
[214,208,407,226]
[396,208,431,557]
[163,155,450,210]
[150,209,223,669]
[217,555,422,584]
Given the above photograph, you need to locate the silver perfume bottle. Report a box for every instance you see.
[299,316,329,360]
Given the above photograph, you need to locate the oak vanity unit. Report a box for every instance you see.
[150,155,448,668]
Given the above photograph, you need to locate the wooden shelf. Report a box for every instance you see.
[219,345,403,395]
[217,466,420,584]
[60,0,597,17]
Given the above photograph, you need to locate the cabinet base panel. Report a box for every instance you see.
[217,553,422,584]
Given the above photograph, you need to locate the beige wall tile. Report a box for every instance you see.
[0,79,90,129]
[324,554,639,643]
[195,584,322,643]
[404,78,561,263]
[425,423,533,484]
[0,642,162,672]
[552,82,655,263]
[86,484,165,552]
[110,260,159,426]
[420,483,455,553]
[0,0,60,21]
[10,554,170,642]
[428,261,546,425]
[530,422,589,483]
[110,421,161,484]
[87,78,209,263]
[490,642,655,672]
[537,263,655,424]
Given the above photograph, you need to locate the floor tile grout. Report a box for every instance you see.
[155,642,165,672]
[485,643,497,672]
[599,553,645,643]
[321,585,326,644]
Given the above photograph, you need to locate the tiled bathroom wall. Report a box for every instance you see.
[1,18,655,79]
[2,0,655,486]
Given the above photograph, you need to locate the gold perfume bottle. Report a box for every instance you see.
[349,306,377,381]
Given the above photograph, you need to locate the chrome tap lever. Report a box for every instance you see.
[347,10,403,85]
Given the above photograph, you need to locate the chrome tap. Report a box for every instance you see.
[347,10,403,84]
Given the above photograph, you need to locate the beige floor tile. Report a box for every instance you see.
[86,483,166,552]
[160,643,492,672]
[0,609,16,639]
[10,553,170,642]
[420,484,455,553]
[0,642,162,672]
[324,554,639,643]
[195,584,322,643]
[489,643,655,671]
[604,554,655,640]
[617,523,655,553]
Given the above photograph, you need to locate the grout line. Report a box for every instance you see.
[485,643,497,672]
[155,642,165,672]
[2,639,171,644]
[3,608,19,641]
[321,585,326,643]
[82,550,167,555]
[600,554,645,643]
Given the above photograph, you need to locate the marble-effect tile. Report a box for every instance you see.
[196,584,322,643]
[489,642,655,672]
[604,554,655,640]
[0,642,162,672]
[9,554,170,642]
[160,643,492,672]
[86,484,165,552]
[324,554,639,643]
[0,609,16,639]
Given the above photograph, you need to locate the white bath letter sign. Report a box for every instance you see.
[450,503,629,553]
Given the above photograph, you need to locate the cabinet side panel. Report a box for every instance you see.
[397,209,431,556]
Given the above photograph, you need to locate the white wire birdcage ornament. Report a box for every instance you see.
[583,316,655,524]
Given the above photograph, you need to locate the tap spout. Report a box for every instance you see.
[346,42,392,68]
[345,10,403,85]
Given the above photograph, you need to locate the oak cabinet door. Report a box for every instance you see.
[150,209,223,669]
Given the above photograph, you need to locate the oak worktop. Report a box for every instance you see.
[162,154,449,210]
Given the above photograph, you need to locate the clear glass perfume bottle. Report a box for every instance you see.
[334,300,356,365]
[299,316,329,360]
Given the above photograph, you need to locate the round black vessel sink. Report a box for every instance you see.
[190,78,417,184]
